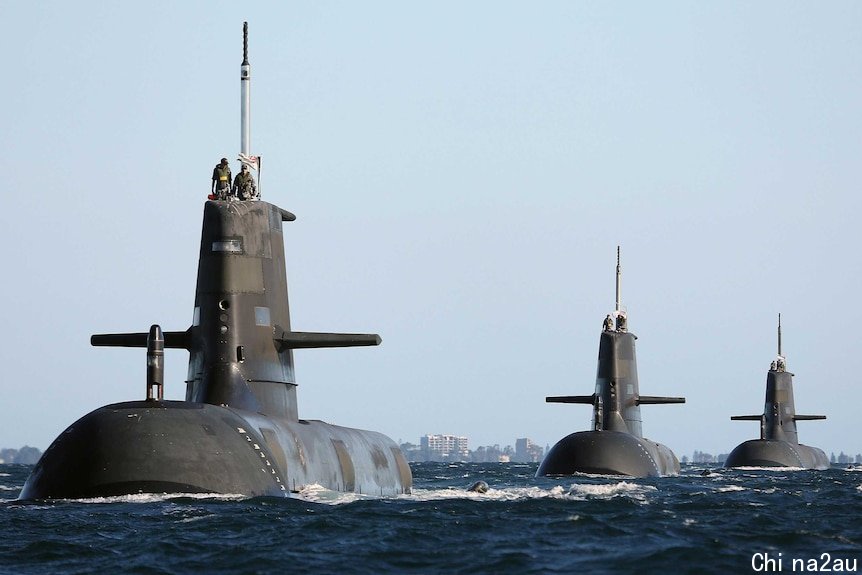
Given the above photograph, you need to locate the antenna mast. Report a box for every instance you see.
[778,313,782,357]
[615,246,621,312]
[240,22,251,156]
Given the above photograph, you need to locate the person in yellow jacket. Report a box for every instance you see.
[211,158,232,200]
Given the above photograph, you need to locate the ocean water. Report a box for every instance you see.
[1,462,860,574]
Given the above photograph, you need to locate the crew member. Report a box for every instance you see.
[211,158,232,200]
[616,313,627,332]
[603,314,614,332]
[232,164,258,200]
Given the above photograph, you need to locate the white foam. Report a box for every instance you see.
[293,483,372,505]
[716,485,747,493]
[406,481,656,503]
[730,466,805,472]
[63,492,249,504]
[0,485,20,491]
[567,481,655,499]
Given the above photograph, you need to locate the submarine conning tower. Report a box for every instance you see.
[538,247,684,477]
[186,200,298,417]
[593,327,643,435]
[91,200,381,419]
[184,199,384,418]
[729,314,826,444]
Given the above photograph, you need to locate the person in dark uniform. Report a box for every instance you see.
[615,313,627,332]
[212,158,232,200]
[232,164,258,200]
[603,314,614,332]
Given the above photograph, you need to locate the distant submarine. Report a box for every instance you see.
[724,315,828,469]
[537,248,685,477]
[20,23,412,499]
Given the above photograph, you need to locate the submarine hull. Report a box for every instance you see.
[537,430,680,477]
[724,439,829,470]
[21,400,411,499]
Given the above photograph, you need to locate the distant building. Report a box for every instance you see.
[420,434,469,462]
[692,450,717,464]
[470,444,515,463]
[833,451,853,465]
[0,446,42,465]
[403,437,549,463]
[687,451,728,465]
[470,444,502,463]
[513,438,544,463]
[399,442,423,463]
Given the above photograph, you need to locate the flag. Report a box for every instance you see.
[238,153,262,198]
[238,153,260,171]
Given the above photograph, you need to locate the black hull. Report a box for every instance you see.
[537,430,680,478]
[724,439,829,470]
[20,400,412,500]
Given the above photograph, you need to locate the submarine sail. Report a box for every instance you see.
[724,315,828,469]
[537,247,685,477]
[20,23,412,499]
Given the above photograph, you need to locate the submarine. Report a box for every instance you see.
[724,315,828,469]
[537,248,685,477]
[20,23,412,499]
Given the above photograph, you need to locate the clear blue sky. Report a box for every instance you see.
[2,2,861,460]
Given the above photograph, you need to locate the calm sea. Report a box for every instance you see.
[1,462,860,574]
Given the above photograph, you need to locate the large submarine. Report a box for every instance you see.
[724,315,828,469]
[537,248,685,477]
[20,23,412,499]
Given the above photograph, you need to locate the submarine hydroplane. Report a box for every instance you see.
[20,23,412,499]
[537,248,685,477]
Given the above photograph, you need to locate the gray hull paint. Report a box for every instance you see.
[21,200,412,500]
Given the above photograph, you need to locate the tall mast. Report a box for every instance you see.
[615,246,621,312]
[778,313,782,357]
[240,22,251,156]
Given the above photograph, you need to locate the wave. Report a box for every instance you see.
[409,481,656,503]
[50,492,250,504]
[727,466,805,472]
[714,485,747,493]
[284,480,659,506]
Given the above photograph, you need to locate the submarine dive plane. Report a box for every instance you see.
[537,248,685,477]
[724,315,828,469]
[20,23,412,499]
